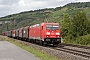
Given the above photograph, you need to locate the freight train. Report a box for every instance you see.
[1,22,61,46]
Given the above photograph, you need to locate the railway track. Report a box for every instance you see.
[60,43,90,49]
[54,43,90,59]
[55,47,90,58]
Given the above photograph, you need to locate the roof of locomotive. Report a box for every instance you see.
[30,22,60,28]
[41,22,59,25]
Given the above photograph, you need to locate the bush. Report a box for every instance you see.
[63,34,90,46]
[76,34,90,45]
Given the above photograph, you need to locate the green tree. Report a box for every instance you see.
[61,13,72,37]
[72,11,89,36]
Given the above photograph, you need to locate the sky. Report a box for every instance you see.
[0,0,90,17]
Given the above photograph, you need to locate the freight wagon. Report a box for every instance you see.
[18,28,23,39]
[12,30,16,38]
[23,26,29,40]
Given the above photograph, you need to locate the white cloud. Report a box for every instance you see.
[75,0,90,2]
[18,0,25,7]
[0,0,90,17]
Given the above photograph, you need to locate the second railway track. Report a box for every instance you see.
[53,43,90,59]
[54,47,90,58]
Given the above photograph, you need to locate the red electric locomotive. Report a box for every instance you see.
[29,22,61,46]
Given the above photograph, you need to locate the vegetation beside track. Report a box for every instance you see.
[0,35,60,60]
[0,35,7,41]
[61,10,90,47]
[63,34,90,47]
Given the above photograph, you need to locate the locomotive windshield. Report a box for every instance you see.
[46,25,59,30]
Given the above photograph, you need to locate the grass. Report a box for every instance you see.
[63,34,90,47]
[0,35,60,60]
[0,35,7,41]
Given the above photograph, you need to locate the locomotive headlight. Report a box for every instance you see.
[57,36,60,37]
[46,32,50,35]
[56,35,60,38]
[46,35,50,37]
[47,36,49,37]
[56,33,60,35]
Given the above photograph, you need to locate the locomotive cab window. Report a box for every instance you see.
[46,25,52,30]
[46,25,59,30]
[52,26,59,30]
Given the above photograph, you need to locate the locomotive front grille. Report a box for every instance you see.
[45,38,61,42]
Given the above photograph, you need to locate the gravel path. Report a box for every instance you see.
[0,41,40,60]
